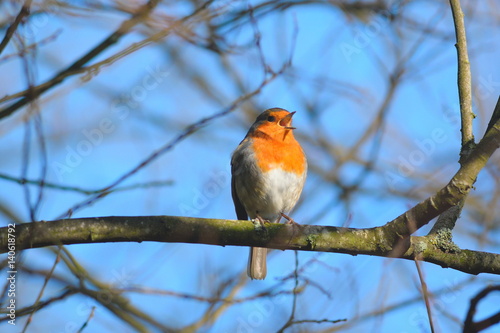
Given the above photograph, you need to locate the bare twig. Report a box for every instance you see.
[77,306,96,333]
[0,288,77,320]
[429,0,476,235]
[117,285,299,303]
[181,273,247,332]
[0,29,61,63]
[276,251,300,333]
[73,1,214,81]
[333,277,474,332]
[276,251,345,331]
[287,318,347,325]
[0,0,161,120]
[414,258,436,333]
[0,172,173,195]
[0,0,33,55]
[463,285,500,333]
[248,4,271,75]
[17,32,48,222]
[55,248,169,332]
[21,250,61,333]
[450,0,475,158]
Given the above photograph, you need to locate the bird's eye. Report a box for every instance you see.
[267,116,276,122]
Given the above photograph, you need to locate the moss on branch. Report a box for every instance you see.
[1,216,499,275]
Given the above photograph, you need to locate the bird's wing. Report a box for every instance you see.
[231,151,248,221]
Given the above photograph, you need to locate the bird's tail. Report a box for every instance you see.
[247,247,267,280]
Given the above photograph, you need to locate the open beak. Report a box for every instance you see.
[279,111,296,130]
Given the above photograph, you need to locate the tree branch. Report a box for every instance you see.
[2,215,499,275]
[485,96,500,136]
[429,0,476,236]
[380,109,500,245]
[2,107,500,277]
[0,0,33,56]
[450,0,475,158]
[463,285,500,333]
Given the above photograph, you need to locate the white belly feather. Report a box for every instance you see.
[242,167,305,222]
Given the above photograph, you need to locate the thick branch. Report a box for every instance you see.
[1,216,499,275]
[379,114,500,245]
[2,110,499,276]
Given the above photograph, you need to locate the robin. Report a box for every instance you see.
[231,108,307,280]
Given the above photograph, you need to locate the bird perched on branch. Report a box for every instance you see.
[231,108,307,280]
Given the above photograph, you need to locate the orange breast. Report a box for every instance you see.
[251,134,307,175]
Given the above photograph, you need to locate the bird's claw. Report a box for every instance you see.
[252,216,268,230]
[281,212,299,225]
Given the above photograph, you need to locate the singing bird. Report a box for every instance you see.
[231,108,307,280]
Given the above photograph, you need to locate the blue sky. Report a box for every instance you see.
[1,1,499,332]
